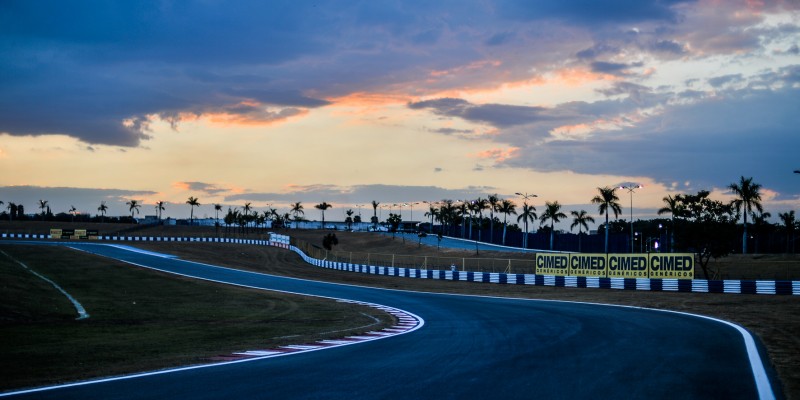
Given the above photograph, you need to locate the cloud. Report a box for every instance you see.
[485,32,515,46]
[590,61,645,76]
[224,184,503,205]
[651,39,686,54]
[707,74,744,88]
[0,0,708,147]
[496,0,693,25]
[174,182,231,196]
[409,98,559,128]
[501,85,800,198]
[595,81,654,103]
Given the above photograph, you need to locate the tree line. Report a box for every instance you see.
[2,176,797,261]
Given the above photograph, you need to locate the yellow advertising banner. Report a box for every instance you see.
[607,254,649,278]
[50,229,62,238]
[568,254,607,277]
[649,253,694,279]
[535,253,695,279]
[535,254,570,277]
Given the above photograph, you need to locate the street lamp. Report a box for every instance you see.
[619,184,643,253]
[515,192,538,202]
[407,202,419,231]
[423,200,438,233]
[516,192,538,249]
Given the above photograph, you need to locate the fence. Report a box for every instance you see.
[290,237,537,274]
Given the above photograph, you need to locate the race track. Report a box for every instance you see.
[2,243,778,399]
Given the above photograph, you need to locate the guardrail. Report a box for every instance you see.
[2,232,797,295]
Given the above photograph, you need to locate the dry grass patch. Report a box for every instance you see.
[0,244,394,391]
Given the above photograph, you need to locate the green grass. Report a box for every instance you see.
[0,245,394,391]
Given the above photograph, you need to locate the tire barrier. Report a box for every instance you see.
[2,232,798,295]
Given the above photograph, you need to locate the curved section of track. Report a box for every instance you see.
[2,243,778,399]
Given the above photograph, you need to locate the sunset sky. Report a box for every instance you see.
[1,1,799,228]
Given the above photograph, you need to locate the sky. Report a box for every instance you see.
[1,0,799,229]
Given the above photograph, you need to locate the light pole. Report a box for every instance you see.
[515,192,538,249]
[515,192,538,202]
[619,184,643,253]
[407,202,419,232]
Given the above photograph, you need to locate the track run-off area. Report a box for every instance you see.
[1,241,780,399]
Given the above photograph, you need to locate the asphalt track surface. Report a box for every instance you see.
[3,242,778,399]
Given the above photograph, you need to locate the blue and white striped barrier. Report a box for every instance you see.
[2,232,798,295]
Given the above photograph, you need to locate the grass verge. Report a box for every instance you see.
[0,244,394,392]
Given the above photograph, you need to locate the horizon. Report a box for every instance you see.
[2,1,799,229]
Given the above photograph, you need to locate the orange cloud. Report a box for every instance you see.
[327,92,410,108]
[550,67,619,86]
[205,106,309,126]
[172,182,191,191]
[473,147,520,163]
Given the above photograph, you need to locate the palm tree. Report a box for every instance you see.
[213,203,222,234]
[126,199,141,220]
[439,200,456,236]
[458,201,469,238]
[473,197,489,242]
[224,207,239,235]
[186,196,200,226]
[242,202,253,232]
[214,204,222,221]
[371,200,380,229]
[488,194,500,243]
[591,186,622,253]
[570,210,595,252]
[424,204,439,234]
[728,176,763,254]
[155,201,166,224]
[290,202,304,227]
[516,203,537,249]
[315,202,332,229]
[243,202,252,218]
[657,194,683,253]
[779,210,796,253]
[6,202,15,222]
[345,209,354,230]
[539,201,567,250]
[38,199,48,220]
[97,201,108,223]
[497,199,516,245]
